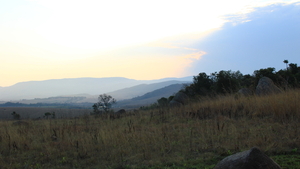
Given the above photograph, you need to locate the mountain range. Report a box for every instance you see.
[0,77,193,104]
[116,83,186,108]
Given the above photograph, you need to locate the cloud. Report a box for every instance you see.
[186,2,300,75]
[2,0,299,87]
[146,41,180,49]
[182,51,206,60]
[4,0,246,51]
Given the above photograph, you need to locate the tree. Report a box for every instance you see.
[92,103,99,114]
[215,70,243,94]
[253,67,278,84]
[283,60,289,70]
[289,63,298,74]
[192,72,213,96]
[44,112,52,119]
[157,97,168,107]
[44,112,56,119]
[182,72,213,97]
[278,63,300,88]
[93,94,116,113]
[240,74,255,88]
[11,111,20,120]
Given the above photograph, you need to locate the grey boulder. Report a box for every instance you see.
[169,92,188,107]
[214,147,282,169]
[255,77,282,96]
[238,88,253,97]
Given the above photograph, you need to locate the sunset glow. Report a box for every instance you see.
[0,0,299,86]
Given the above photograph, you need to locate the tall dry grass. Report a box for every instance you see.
[0,89,299,168]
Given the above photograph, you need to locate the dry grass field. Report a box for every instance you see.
[0,107,91,119]
[0,89,300,168]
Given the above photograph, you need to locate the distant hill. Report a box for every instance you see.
[0,77,138,100]
[106,80,190,100]
[0,83,187,109]
[0,77,192,101]
[116,83,187,108]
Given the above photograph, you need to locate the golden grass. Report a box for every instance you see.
[0,89,299,168]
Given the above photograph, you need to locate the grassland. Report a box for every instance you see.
[0,107,90,119]
[0,89,300,168]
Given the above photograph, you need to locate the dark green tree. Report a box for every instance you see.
[92,103,99,114]
[193,72,213,95]
[215,70,243,93]
[283,63,300,87]
[44,112,52,119]
[254,67,276,79]
[11,111,20,120]
[168,95,174,102]
[253,67,278,85]
[182,72,213,96]
[283,60,289,70]
[240,74,255,88]
[93,94,116,113]
[157,97,168,107]
[289,63,298,74]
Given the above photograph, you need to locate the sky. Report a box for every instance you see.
[0,0,300,87]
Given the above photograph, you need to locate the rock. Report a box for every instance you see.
[255,77,282,96]
[116,109,126,114]
[170,92,188,107]
[214,147,282,169]
[110,109,126,119]
[238,88,253,97]
[169,100,182,107]
[51,134,58,142]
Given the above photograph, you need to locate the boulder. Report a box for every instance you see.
[238,88,253,97]
[169,100,182,107]
[255,77,282,96]
[170,92,188,106]
[110,109,126,119]
[116,109,126,114]
[214,147,282,169]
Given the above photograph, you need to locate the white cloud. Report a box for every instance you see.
[183,51,206,60]
[24,0,257,50]
[1,0,300,86]
[5,0,297,53]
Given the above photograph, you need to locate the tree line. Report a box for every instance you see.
[181,60,300,98]
[151,60,300,108]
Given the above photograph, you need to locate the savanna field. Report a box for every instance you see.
[2,1,300,168]
[0,89,300,169]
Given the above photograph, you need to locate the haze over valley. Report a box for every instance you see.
[1,1,300,168]
[1,1,300,108]
[0,77,192,107]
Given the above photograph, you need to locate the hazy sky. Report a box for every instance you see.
[1,0,299,87]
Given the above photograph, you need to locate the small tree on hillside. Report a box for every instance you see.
[157,97,168,107]
[93,94,116,114]
[92,103,99,114]
[44,112,52,119]
[192,72,213,96]
[215,70,243,94]
[283,60,289,70]
[44,112,56,119]
[11,111,20,120]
